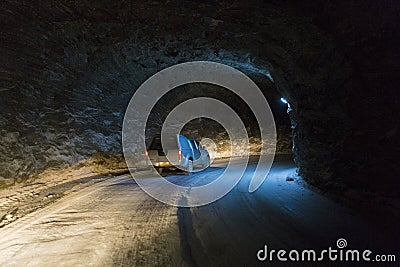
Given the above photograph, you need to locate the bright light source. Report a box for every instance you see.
[280,97,291,111]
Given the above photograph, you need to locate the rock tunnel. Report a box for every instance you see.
[0,0,399,196]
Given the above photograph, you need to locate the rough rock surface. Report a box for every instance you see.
[0,1,399,194]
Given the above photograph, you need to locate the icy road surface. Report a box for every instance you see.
[0,156,398,267]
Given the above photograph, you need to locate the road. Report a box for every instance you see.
[0,156,398,267]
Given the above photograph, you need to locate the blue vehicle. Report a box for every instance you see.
[147,134,210,174]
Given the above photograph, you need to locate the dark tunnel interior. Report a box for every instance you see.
[1,0,399,195]
[0,1,400,266]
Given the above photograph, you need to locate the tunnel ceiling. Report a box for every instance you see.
[0,0,399,194]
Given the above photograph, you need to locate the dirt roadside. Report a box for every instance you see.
[0,164,129,228]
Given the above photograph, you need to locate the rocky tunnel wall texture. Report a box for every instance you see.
[0,1,399,194]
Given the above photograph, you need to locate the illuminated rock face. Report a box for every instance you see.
[0,1,398,194]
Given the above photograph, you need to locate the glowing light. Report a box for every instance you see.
[280,97,291,111]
